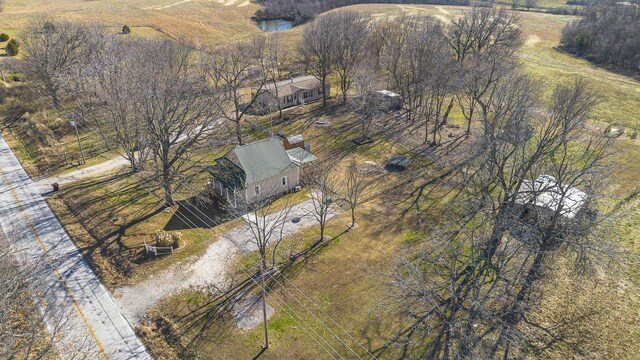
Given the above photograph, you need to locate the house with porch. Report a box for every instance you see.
[254,75,330,111]
[208,137,317,207]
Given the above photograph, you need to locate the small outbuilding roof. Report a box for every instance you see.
[377,90,400,98]
[287,134,304,144]
[286,148,318,166]
[514,175,588,219]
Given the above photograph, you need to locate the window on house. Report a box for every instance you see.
[318,87,324,95]
[282,176,288,187]
[254,185,261,196]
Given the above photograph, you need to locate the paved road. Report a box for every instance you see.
[0,135,150,360]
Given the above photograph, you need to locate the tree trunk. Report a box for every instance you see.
[341,73,348,103]
[163,165,174,206]
[320,212,326,241]
[51,91,61,110]
[435,100,455,145]
[466,105,474,135]
[235,119,243,145]
[441,98,454,126]
[322,77,327,107]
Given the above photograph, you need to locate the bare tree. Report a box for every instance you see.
[561,3,640,72]
[236,190,295,350]
[264,34,284,119]
[203,38,267,145]
[92,37,152,172]
[411,20,456,145]
[298,14,334,107]
[349,65,384,142]
[447,7,523,135]
[341,157,367,229]
[376,13,460,144]
[447,7,522,63]
[389,77,612,358]
[0,234,93,359]
[21,16,90,109]
[131,40,222,205]
[65,26,113,151]
[305,162,337,243]
[328,10,372,103]
[524,0,538,10]
[375,14,424,123]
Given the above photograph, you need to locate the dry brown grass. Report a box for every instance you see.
[3,2,638,357]
[0,0,262,46]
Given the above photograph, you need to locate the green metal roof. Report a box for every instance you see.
[229,138,297,184]
[286,147,318,165]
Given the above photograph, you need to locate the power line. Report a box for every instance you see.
[85,167,358,358]
[4,56,386,359]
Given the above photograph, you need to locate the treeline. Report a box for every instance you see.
[561,2,640,72]
[253,0,470,25]
[301,7,613,359]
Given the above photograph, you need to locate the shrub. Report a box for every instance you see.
[122,25,131,34]
[154,230,184,249]
[0,33,8,42]
[560,4,640,72]
[6,39,18,56]
[19,115,56,147]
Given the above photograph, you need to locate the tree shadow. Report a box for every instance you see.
[164,193,231,231]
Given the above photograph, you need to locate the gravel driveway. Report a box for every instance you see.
[115,198,338,325]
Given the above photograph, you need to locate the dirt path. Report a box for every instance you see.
[34,155,130,192]
[34,123,224,192]
[115,198,338,326]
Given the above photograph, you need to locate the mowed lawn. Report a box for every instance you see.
[144,102,447,359]
[2,2,639,358]
[141,6,640,360]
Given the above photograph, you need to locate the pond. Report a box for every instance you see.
[258,19,294,32]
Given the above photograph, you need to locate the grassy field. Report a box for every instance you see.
[2,1,639,358]
[0,0,262,46]
[140,99,444,359]
[142,5,640,360]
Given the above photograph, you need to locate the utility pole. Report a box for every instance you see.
[260,253,269,350]
[69,120,86,165]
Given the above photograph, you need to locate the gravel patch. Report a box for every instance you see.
[115,198,338,327]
